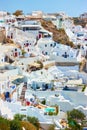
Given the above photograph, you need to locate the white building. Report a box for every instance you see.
[10,47,22,58]
[37,39,79,63]
[37,38,56,56]
[80,12,87,19]
[0,11,7,17]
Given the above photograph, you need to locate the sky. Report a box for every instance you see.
[0,0,87,17]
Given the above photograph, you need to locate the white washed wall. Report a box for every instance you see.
[4,68,19,77]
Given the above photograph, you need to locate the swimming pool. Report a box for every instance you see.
[44,107,55,113]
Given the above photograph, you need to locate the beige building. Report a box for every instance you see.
[32,11,43,18]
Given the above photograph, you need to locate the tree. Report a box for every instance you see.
[67,109,85,130]
[0,123,10,130]
[10,120,21,130]
[13,10,23,16]
[68,119,82,130]
[27,116,40,130]
[67,109,85,121]
[0,115,39,130]
[41,99,46,105]
[21,121,36,130]
[14,114,26,121]
[0,116,10,130]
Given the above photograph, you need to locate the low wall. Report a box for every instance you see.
[43,61,79,69]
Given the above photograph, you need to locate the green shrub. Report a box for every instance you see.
[82,85,86,92]
[51,87,55,91]
[22,49,26,56]
[41,99,46,105]
[10,120,21,130]
[0,116,10,130]
[48,111,54,116]
[27,116,40,130]
[14,114,26,121]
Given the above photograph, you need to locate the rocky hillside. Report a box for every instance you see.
[40,19,74,47]
[73,17,87,27]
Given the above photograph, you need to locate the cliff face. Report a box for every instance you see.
[0,30,6,43]
[40,19,74,47]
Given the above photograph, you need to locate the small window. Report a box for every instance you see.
[23,28,25,31]
[45,44,47,47]
[42,51,44,54]
[15,48,17,51]
[54,42,56,46]
[45,52,48,55]
[26,43,29,46]
[50,44,53,47]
